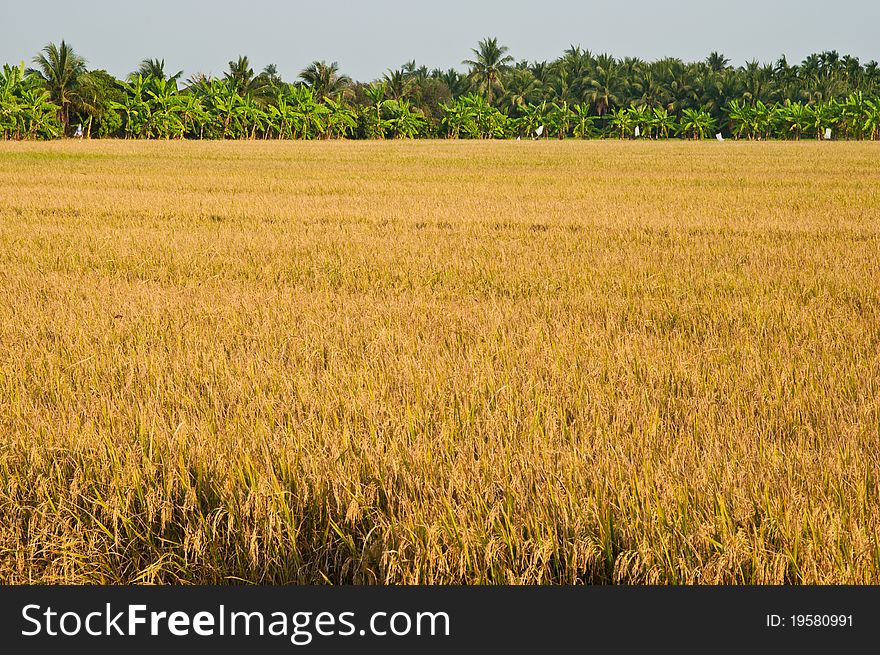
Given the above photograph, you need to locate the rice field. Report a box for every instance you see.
[1,139,878,584]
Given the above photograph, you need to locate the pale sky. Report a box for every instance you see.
[4,0,878,81]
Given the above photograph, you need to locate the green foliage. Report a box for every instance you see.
[441,94,510,139]
[678,108,716,140]
[6,39,880,141]
[0,62,62,139]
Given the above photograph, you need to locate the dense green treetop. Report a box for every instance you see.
[2,39,879,140]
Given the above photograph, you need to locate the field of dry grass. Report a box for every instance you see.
[1,139,878,584]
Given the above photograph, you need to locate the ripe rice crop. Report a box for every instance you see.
[1,139,878,584]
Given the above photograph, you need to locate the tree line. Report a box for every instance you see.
[2,39,880,141]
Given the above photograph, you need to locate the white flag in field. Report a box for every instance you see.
[634,125,640,137]
[716,133,724,141]
[824,128,832,140]
[535,125,544,137]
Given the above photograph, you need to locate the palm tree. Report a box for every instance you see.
[299,61,351,100]
[741,60,776,106]
[706,52,731,72]
[463,37,514,106]
[585,55,623,116]
[135,58,182,82]
[502,68,537,114]
[29,40,87,134]
[560,45,594,99]
[382,67,413,100]
[72,70,113,137]
[436,68,468,99]
[224,56,259,97]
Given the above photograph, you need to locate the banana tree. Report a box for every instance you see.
[863,99,880,140]
[518,101,548,138]
[178,93,209,138]
[678,108,715,140]
[238,94,267,139]
[440,98,470,138]
[610,107,635,139]
[145,76,183,138]
[201,79,248,138]
[111,75,151,138]
[363,82,389,138]
[751,101,778,140]
[445,94,506,139]
[805,101,839,140]
[287,86,328,139]
[781,101,809,140]
[840,92,868,139]
[18,86,61,139]
[627,104,650,138]
[547,100,571,139]
[323,96,357,138]
[571,104,595,138]
[385,99,426,138]
[0,63,25,138]
[651,107,676,139]
[266,93,293,139]
[725,100,752,139]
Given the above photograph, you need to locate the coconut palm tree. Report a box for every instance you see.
[462,37,514,106]
[502,68,537,114]
[225,56,256,95]
[29,40,87,134]
[435,68,468,99]
[585,55,623,116]
[299,61,351,100]
[741,60,776,106]
[706,52,731,73]
[135,58,182,82]
[382,67,413,100]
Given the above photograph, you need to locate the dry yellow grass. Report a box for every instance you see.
[1,139,879,584]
